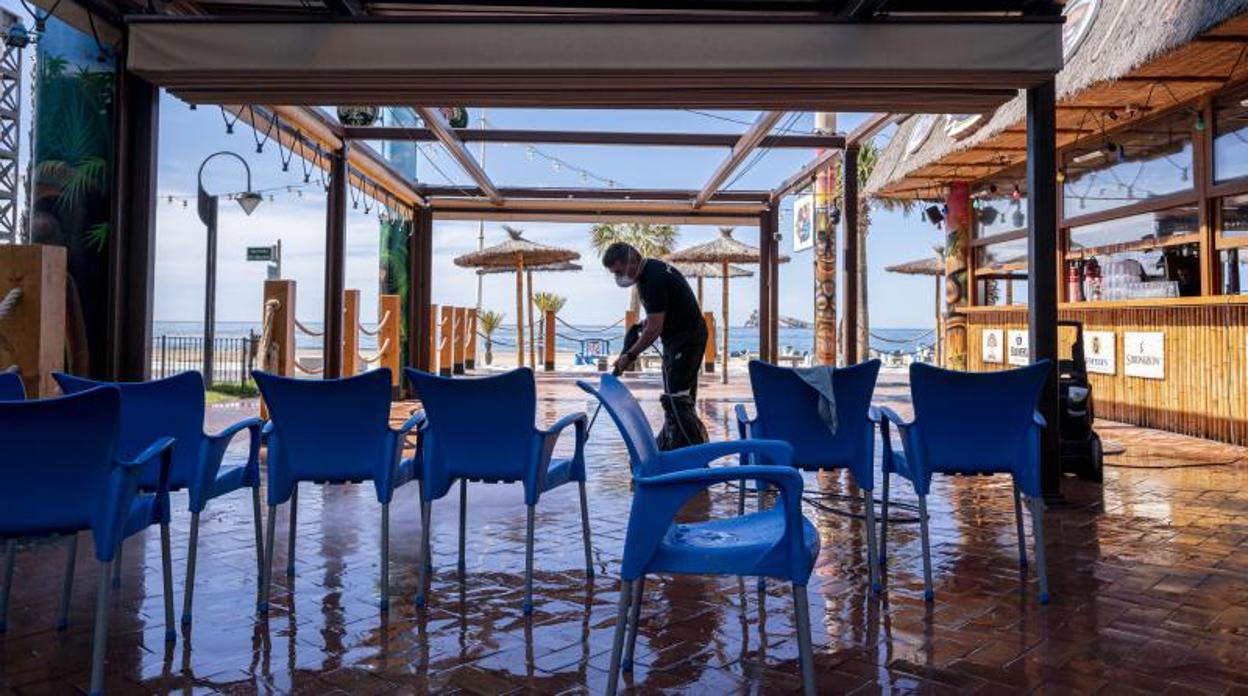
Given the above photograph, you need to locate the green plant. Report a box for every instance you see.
[208,383,260,399]
[479,310,505,365]
[589,222,679,313]
[532,291,567,315]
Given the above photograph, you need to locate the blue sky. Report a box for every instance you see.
[152,101,945,328]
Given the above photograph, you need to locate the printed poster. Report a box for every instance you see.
[792,194,814,252]
[1124,332,1164,379]
[1085,331,1116,375]
[982,328,1004,364]
[1007,329,1029,366]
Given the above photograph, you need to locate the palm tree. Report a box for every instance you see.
[589,222,679,313]
[532,291,567,315]
[478,310,505,365]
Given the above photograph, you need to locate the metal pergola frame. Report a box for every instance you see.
[49,0,1066,497]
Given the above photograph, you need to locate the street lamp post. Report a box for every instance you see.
[197,151,262,386]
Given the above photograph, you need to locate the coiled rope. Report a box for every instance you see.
[0,287,20,321]
[258,299,281,373]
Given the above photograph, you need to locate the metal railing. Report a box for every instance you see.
[154,333,259,388]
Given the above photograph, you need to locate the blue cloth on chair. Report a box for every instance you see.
[791,366,837,434]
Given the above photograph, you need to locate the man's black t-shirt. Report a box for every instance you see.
[637,259,706,345]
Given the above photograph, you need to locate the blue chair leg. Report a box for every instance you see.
[286,486,298,578]
[878,472,891,567]
[622,575,644,672]
[863,490,881,594]
[415,500,431,608]
[112,539,123,588]
[578,480,594,580]
[605,579,633,696]
[58,534,77,630]
[793,584,816,696]
[182,512,200,627]
[458,480,467,577]
[160,522,176,643]
[1013,485,1029,567]
[88,560,113,696]
[380,502,390,612]
[1028,496,1050,605]
[1,539,15,633]
[251,487,264,610]
[917,494,934,602]
[523,504,535,616]
[259,504,278,615]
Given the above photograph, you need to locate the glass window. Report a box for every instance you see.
[1220,193,1248,239]
[1062,110,1194,217]
[1214,85,1248,182]
[975,193,1028,239]
[1067,205,1201,300]
[976,236,1029,274]
[976,277,1028,307]
[974,237,1028,306]
[1220,248,1248,295]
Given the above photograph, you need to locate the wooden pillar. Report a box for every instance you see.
[843,143,860,365]
[107,66,160,381]
[343,289,360,377]
[526,269,537,370]
[697,277,704,307]
[323,144,349,379]
[408,206,434,374]
[439,306,454,377]
[260,279,296,419]
[721,263,730,384]
[703,311,717,372]
[944,181,972,371]
[625,308,639,372]
[813,113,838,367]
[0,245,66,396]
[759,213,772,365]
[934,275,943,366]
[515,259,526,368]
[428,303,439,375]
[544,309,556,371]
[465,308,478,370]
[1027,78,1062,501]
[379,294,401,386]
[453,305,466,375]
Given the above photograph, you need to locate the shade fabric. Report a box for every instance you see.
[454,228,580,269]
[670,261,753,279]
[667,228,791,265]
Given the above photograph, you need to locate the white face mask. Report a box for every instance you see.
[614,257,639,288]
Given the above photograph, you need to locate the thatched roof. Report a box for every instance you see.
[453,226,580,269]
[666,228,791,265]
[885,257,944,277]
[867,0,1248,199]
[670,261,754,279]
[476,261,582,276]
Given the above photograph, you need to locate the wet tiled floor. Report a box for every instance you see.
[3,369,1248,694]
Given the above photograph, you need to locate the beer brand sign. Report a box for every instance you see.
[1007,330,1029,366]
[1085,331,1116,375]
[982,329,1004,364]
[1124,332,1164,379]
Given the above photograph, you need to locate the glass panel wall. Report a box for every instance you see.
[1062,110,1195,217]
[1066,204,1201,301]
[1214,84,1248,182]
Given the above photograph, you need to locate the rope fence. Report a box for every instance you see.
[294,317,323,337]
[358,338,391,365]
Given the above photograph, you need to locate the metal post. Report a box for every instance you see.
[843,143,860,365]
[324,144,349,379]
[1026,78,1062,502]
[759,210,773,363]
[202,197,219,386]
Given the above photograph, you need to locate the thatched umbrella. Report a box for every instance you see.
[667,227,789,383]
[885,246,945,364]
[455,227,579,368]
[477,261,583,365]
[669,261,753,308]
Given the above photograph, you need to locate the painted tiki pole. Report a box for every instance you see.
[944,181,972,370]
[813,112,838,366]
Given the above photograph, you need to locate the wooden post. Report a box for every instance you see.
[453,306,466,375]
[934,275,943,366]
[0,245,66,397]
[260,279,296,419]
[465,308,478,370]
[544,309,556,371]
[703,311,717,373]
[429,303,439,375]
[343,289,360,377]
[527,269,537,370]
[944,181,972,371]
[625,309,638,372]
[813,112,838,367]
[843,143,860,366]
[515,258,526,368]
[379,294,401,386]
[439,306,454,377]
[323,144,349,379]
[409,206,434,375]
[697,277,704,307]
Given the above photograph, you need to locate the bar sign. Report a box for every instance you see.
[247,246,275,261]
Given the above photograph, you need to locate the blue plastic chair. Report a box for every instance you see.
[252,368,421,613]
[737,359,883,592]
[878,361,1052,604]
[578,374,819,696]
[404,367,592,615]
[0,371,23,400]
[0,386,176,696]
[55,371,264,629]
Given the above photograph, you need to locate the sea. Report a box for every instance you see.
[153,321,936,357]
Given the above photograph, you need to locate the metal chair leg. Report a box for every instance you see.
[1013,485,1029,567]
[380,503,390,612]
[89,560,113,696]
[738,476,746,515]
[259,504,278,615]
[622,575,645,671]
[1028,496,1050,604]
[112,539,123,588]
[1,539,15,633]
[181,511,200,626]
[457,480,467,576]
[605,579,632,696]
[415,500,431,608]
[578,480,594,580]
[58,534,77,630]
[878,472,891,567]
[523,504,535,615]
[863,489,881,594]
[160,522,176,643]
[917,494,934,602]
[286,486,298,578]
[252,487,264,598]
[793,584,816,696]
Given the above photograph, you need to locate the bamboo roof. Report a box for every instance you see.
[453,227,580,269]
[666,228,791,265]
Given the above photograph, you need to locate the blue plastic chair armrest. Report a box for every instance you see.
[1033,410,1047,428]
[637,463,803,497]
[198,417,264,504]
[393,410,426,436]
[119,436,176,518]
[535,412,589,487]
[734,404,756,429]
[877,406,913,431]
[868,405,883,423]
[261,420,275,443]
[660,438,793,474]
